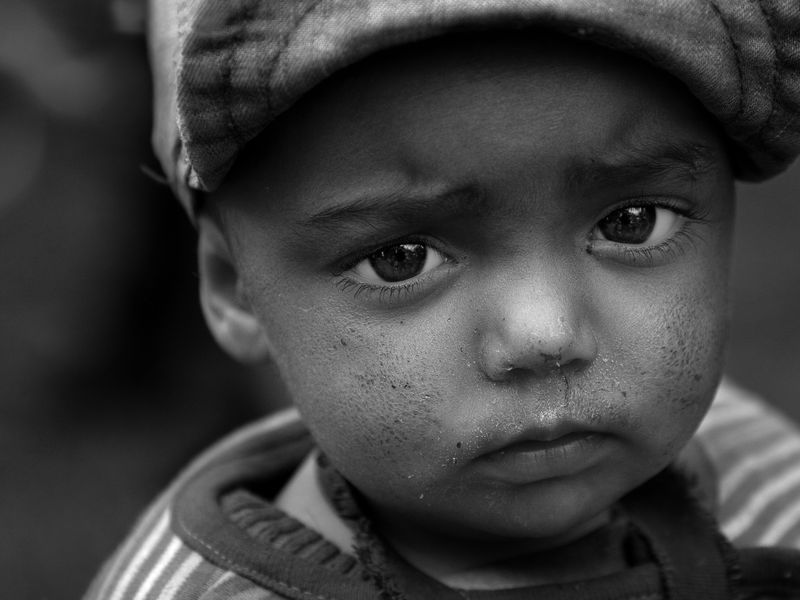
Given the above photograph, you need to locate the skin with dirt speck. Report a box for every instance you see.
[202,33,734,567]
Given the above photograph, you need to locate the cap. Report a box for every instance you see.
[147,0,800,215]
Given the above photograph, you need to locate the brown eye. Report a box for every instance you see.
[597,206,656,244]
[369,244,427,282]
[352,243,446,284]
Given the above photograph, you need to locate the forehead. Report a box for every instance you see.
[220,32,727,219]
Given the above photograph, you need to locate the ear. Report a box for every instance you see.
[196,215,273,363]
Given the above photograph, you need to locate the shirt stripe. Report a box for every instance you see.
[160,552,205,599]
[710,417,784,459]
[208,571,236,592]
[697,397,762,435]
[131,536,182,600]
[719,436,800,502]
[175,551,229,599]
[106,510,172,600]
[722,464,800,540]
[90,500,172,600]
[756,496,800,546]
[208,574,281,600]
[787,524,800,549]
[695,379,800,548]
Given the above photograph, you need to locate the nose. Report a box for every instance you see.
[477,270,597,381]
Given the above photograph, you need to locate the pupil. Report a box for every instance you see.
[369,244,427,282]
[599,206,656,244]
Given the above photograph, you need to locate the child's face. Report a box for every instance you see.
[209,34,734,544]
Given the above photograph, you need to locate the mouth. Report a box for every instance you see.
[475,430,608,485]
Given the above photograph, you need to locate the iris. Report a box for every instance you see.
[369,243,428,282]
[598,206,656,244]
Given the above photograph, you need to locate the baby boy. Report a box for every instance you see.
[87,1,800,598]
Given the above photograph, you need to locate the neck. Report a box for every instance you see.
[371,506,623,588]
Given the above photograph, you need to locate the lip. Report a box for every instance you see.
[475,431,608,485]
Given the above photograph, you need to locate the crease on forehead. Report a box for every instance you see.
[298,186,487,234]
[295,132,722,227]
[566,136,721,191]
[558,78,725,189]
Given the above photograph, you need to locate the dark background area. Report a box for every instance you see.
[0,2,797,598]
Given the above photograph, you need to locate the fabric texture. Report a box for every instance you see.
[146,0,800,216]
[84,379,800,600]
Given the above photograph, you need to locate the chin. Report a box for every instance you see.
[441,478,622,544]
[501,503,606,542]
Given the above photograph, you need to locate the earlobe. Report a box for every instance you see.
[197,217,273,363]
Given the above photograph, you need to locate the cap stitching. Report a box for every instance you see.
[175,0,195,197]
[751,0,784,144]
[265,0,328,92]
[705,0,746,122]
[769,113,798,145]
[226,0,327,156]
[223,0,260,147]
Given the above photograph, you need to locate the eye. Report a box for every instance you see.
[594,205,680,246]
[351,242,447,284]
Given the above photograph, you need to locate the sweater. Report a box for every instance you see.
[84,379,800,599]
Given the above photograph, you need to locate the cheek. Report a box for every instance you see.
[598,282,729,458]
[658,296,728,394]
[261,302,452,486]
[656,292,728,438]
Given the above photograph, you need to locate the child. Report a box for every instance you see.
[87,1,800,598]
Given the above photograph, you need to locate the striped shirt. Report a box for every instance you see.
[84,379,800,600]
[697,379,800,547]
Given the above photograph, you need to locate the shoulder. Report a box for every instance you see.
[83,409,307,600]
[695,377,800,548]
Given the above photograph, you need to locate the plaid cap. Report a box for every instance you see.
[148,0,800,215]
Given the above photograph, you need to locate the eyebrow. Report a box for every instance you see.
[299,187,487,233]
[568,138,720,189]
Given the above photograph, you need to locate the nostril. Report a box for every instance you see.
[540,351,563,370]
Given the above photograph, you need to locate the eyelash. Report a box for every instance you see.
[335,277,424,303]
[615,227,697,264]
[333,236,454,304]
[588,197,710,266]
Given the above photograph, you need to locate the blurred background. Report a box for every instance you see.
[0,1,797,598]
